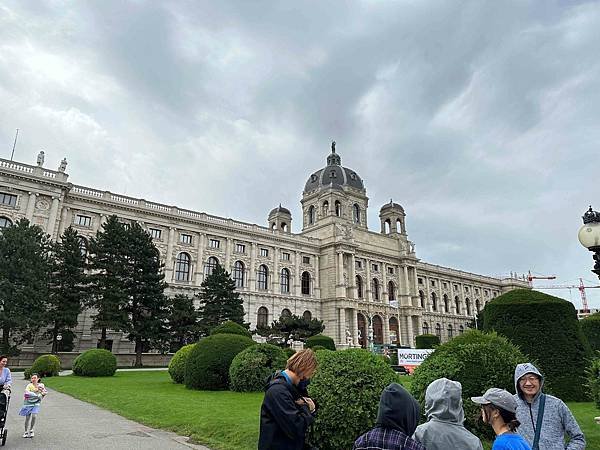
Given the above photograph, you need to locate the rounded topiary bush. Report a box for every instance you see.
[483,289,591,401]
[415,334,440,349]
[26,354,61,378]
[185,334,254,390]
[411,330,528,440]
[209,321,252,338]
[229,344,287,392]
[310,345,327,352]
[307,349,398,450]
[283,347,296,359]
[305,334,336,351]
[581,312,600,352]
[73,349,117,377]
[168,343,196,384]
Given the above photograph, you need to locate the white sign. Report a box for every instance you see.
[397,349,434,372]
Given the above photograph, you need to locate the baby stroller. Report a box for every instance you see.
[0,386,10,446]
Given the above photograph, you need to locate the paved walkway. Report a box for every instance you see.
[4,375,211,449]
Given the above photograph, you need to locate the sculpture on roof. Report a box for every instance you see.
[37,151,45,167]
[331,140,336,153]
[58,158,68,172]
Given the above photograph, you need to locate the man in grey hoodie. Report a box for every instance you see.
[413,378,483,450]
[514,363,585,450]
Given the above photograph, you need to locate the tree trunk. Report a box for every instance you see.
[1,328,10,354]
[99,327,107,349]
[51,326,58,354]
[135,337,143,368]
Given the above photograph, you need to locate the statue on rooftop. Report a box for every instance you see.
[37,151,45,167]
[58,158,68,172]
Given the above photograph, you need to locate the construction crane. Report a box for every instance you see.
[533,278,600,313]
[527,270,556,288]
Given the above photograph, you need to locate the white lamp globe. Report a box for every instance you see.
[578,221,600,249]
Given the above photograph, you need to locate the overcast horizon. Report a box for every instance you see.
[2,1,600,307]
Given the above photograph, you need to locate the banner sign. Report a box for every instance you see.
[397,349,434,373]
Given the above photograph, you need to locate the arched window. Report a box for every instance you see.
[459,325,465,334]
[396,218,402,233]
[384,219,391,234]
[280,308,292,319]
[301,271,311,295]
[204,256,219,277]
[389,317,399,344]
[258,264,269,290]
[422,321,429,334]
[353,204,360,224]
[308,205,315,224]
[281,222,288,232]
[372,315,383,344]
[322,201,329,216]
[257,306,269,328]
[475,299,481,313]
[335,200,341,217]
[443,294,449,313]
[372,278,380,301]
[175,252,191,281]
[455,296,460,314]
[0,217,12,229]
[419,290,425,308]
[431,292,437,311]
[447,324,453,339]
[466,298,471,316]
[280,268,290,293]
[303,310,312,321]
[356,275,363,299]
[388,281,395,301]
[435,323,442,338]
[233,261,245,288]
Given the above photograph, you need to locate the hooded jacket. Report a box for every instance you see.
[353,383,425,450]
[413,378,483,450]
[513,363,585,450]
[258,371,314,450]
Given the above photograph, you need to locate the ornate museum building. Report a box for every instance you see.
[0,146,527,352]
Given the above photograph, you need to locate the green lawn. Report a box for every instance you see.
[46,371,600,450]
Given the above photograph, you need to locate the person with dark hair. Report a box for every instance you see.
[353,383,425,450]
[0,356,11,392]
[471,388,531,450]
[514,363,585,450]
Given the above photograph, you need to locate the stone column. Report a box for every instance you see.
[57,206,69,237]
[272,247,279,293]
[350,309,359,347]
[225,238,232,272]
[406,315,414,348]
[383,314,390,345]
[338,308,347,346]
[365,259,372,301]
[25,192,37,221]
[249,243,257,289]
[349,254,356,299]
[46,197,60,238]
[294,251,301,296]
[164,227,176,282]
[336,252,345,298]
[403,266,410,295]
[194,233,206,285]
[382,264,389,303]
[314,255,320,298]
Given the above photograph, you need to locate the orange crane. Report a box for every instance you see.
[527,270,556,288]
[533,278,600,313]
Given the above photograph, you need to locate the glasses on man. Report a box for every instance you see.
[519,375,539,384]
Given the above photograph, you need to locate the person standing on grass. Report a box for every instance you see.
[514,363,585,450]
[0,356,12,392]
[471,388,531,450]
[413,378,483,450]
[18,373,47,438]
[258,349,318,450]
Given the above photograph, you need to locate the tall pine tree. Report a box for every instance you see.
[87,215,129,349]
[197,263,246,335]
[167,294,200,351]
[0,219,51,354]
[47,227,88,353]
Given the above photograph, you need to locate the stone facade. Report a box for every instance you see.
[0,149,528,353]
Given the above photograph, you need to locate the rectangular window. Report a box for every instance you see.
[180,234,192,244]
[465,286,470,292]
[475,288,479,294]
[372,263,379,272]
[418,277,423,285]
[260,248,269,257]
[355,260,363,270]
[387,267,394,275]
[235,243,246,253]
[0,192,17,207]
[302,256,311,264]
[209,239,220,249]
[454,284,458,290]
[76,215,92,227]
[282,252,290,261]
[149,228,162,239]
[443,282,447,289]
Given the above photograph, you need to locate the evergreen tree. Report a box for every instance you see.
[167,294,200,351]
[255,314,324,347]
[87,215,129,349]
[0,219,51,354]
[197,263,246,335]
[121,222,169,367]
[47,227,89,353]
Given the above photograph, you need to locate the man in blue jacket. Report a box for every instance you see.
[513,363,585,450]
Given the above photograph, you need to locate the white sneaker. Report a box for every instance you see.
[22,432,29,438]
[29,431,34,438]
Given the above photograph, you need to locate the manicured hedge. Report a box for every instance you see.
[229,344,287,392]
[168,344,196,384]
[305,334,336,351]
[587,357,600,409]
[483,289,591,401]
[185,334,255,390]
[209,321,252,338]
[411,330,528,440]
[26,354,61,378]
[308,349,398,450]
[73,349,117,377]
[283,347,296,359]
[581,312,600,352]
[415,334,440,349]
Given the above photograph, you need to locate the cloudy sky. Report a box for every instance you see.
[2,1,600,307]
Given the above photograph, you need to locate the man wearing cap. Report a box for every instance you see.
[514,363,585,450]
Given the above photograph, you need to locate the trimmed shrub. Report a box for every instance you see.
[168,344,195,384]
[483,289,591,401]
[229,344,287,392]
[185,334,254,390]
[308,349,399,450]
[26,354,61,378]
[310,345,327,352]
[283,347,296,359]
[587,356,600,409]
[305,334,336,351]
[415,334,440,349]
[581,312,600,352]
[411,330,528,440]
[209,320,252,338]
[73,349,117,377]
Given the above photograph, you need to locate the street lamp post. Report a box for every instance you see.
[578,206,600,279]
